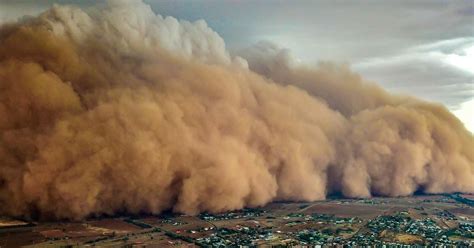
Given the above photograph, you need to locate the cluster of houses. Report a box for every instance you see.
[166,209,474,247]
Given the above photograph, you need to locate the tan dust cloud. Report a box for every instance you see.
[0,1,472,220]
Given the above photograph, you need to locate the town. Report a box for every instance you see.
[0,194,473,247]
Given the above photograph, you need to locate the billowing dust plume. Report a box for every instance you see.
[0,1,472,220]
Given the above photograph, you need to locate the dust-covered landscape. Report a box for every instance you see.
[1,194,473,246]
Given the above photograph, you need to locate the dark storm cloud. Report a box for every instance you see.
[354,38,474,108]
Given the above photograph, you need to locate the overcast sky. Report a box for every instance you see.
[1,0,473,131]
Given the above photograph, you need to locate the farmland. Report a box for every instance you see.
[1,194,473,247]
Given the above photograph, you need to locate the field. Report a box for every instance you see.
[0,194,473,247]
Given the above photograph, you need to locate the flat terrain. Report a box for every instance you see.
[0,194,473,247]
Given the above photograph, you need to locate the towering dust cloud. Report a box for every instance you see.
[0,1,472,220]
